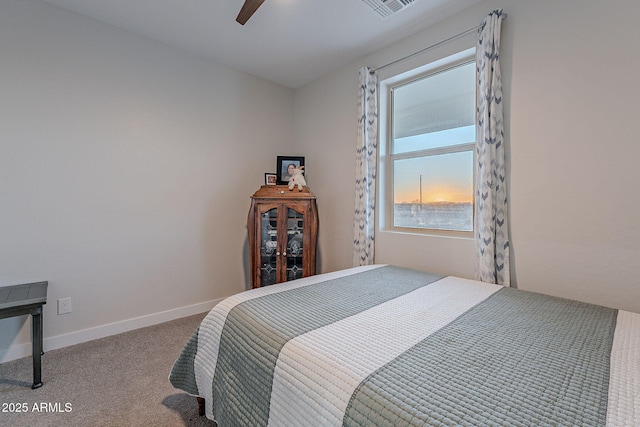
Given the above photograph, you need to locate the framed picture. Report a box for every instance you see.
[276,156,305,185]
[264,173,277,186]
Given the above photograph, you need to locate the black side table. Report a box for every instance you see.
[0,281,48,388]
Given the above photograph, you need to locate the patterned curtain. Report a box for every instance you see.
[475,9,510,285]
[353,67,378,266]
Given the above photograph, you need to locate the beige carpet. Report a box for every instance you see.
[0,313,216,427]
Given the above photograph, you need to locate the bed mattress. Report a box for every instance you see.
[170,265,639,426]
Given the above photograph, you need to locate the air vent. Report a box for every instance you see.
[362,0,418,19]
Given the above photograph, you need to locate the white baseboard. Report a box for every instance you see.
[0,299,221,364]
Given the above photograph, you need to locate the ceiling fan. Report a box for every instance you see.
[236,0,266,25]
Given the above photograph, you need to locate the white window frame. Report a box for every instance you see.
[378,48,476,239]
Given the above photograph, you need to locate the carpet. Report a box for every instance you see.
[0,313,216,426]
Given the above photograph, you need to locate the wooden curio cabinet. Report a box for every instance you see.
[247,185,318,288]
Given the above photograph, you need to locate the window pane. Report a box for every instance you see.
[392,62,475,154]
[393,151,473,231]
[393,125,475,154]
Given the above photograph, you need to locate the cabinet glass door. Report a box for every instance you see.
[286,208,304,282]
[260,208,278,286]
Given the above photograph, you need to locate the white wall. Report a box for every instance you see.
[0,0,294,361]
[294,0,640,313]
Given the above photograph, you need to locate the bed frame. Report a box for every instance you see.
[196,397,205,416]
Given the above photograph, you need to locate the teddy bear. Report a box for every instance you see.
[288,165,307,191]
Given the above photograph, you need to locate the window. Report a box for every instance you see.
[381,50,475,235]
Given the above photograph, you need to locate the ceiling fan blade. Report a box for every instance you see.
[236,0,266,25]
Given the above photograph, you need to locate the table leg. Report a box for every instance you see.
[31,306,43,389]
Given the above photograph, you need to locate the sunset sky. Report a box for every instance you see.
[392,127,474,204]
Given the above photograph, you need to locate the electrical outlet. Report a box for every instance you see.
[57,297,72,315]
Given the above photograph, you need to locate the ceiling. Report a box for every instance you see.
[39,0,482,88]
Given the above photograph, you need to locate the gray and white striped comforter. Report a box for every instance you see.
[169,265,639,426]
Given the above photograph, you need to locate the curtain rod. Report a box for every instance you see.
[371,13,507,74]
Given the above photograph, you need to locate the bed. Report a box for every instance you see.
[169,264,639,426]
